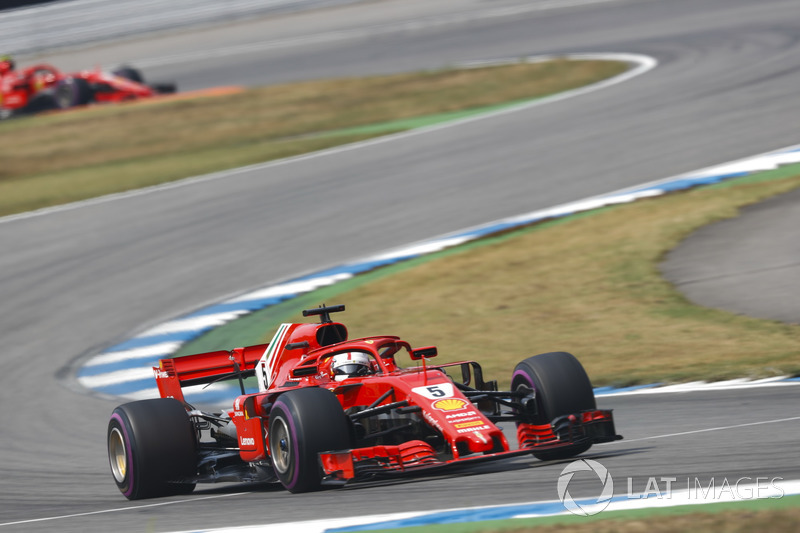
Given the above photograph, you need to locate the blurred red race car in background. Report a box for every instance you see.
[0,56,175,118]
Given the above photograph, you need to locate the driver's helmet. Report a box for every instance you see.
[0,55,14,75]
[331,352,373,380]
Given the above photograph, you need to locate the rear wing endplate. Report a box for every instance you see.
[153,344,268,402]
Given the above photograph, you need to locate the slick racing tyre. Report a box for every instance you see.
[112,66,144,83]
[511,351,596,461]
[269,387,351,493]
[20,91,60,115]
[149,82,177,94]
[55,77,93,108]
[108,398,197,499]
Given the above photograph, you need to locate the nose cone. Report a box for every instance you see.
[454,426,509,456]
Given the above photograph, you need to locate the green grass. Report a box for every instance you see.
[0,59,626,217]
[176,166,800,388]
[362,495,800,533]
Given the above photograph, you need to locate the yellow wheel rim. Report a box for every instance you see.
[109,427,128,482]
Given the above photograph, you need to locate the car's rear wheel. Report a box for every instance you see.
[20,91,60,115]
[512,351,596,460]
[268,387,351,493]
[150,82,177,94]
[107,398,197,499]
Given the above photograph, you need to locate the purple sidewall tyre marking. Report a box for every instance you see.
[110,412,134,498]
[272,400,301,490]
[512,369,535,390]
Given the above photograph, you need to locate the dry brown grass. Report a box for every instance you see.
[0,59,626,216]
[308,174,800,387]
[178,169,800,388]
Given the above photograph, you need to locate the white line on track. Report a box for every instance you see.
[0,53,657,226]
[0,492,248,528]
[607,416,800,445]
[130,0,655,69]
[596,377,800,397]
[4,413,796,528]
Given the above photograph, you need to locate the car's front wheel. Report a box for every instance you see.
[107,398,197,499]
[512,351,596,460]
[269,387,351,493]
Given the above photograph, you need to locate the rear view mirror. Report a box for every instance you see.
[410,346,438,360]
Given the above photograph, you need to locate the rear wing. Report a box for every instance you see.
[153,344,268,402]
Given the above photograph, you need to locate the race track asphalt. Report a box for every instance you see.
[662,186,800,325]
[2,0,800,531]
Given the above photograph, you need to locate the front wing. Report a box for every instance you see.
[320,409,621,484]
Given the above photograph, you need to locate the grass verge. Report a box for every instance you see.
[362,495,800,533]
[176,166,800,388]
[0,58,626,217]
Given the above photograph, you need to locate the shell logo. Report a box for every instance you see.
[432,398,467,411]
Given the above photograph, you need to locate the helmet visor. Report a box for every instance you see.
[333,363,370,376]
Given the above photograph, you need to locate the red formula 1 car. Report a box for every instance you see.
[107,305,621,499]
[0,58,175,118]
